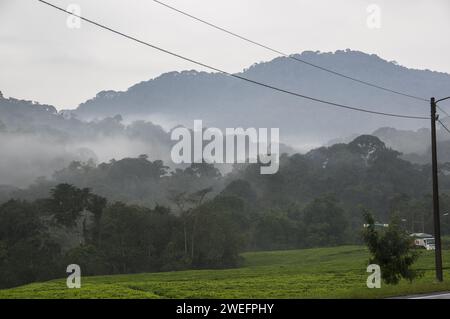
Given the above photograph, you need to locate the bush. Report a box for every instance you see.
[362,212,422,285]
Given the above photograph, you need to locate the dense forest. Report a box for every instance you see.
[2,134,450,288]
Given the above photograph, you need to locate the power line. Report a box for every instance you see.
[153,0,429,103]
[438,119,450,134]
[437,97,450,117]
[37,0,429,120]
[437,105,450,117]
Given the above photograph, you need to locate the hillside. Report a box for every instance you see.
[73,50,450,146]
[0,93,173,186]
[1,246,450,299]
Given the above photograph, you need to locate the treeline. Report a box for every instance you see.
[0,182,352,289]
[0,184,242,288]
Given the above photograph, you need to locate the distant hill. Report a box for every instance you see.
[72,50,450,147]
[0,91,59,131]
[0,93,172,186]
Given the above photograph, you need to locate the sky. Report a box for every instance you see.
[1,0,449,110]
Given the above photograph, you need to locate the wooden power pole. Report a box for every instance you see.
[430,97,444,282]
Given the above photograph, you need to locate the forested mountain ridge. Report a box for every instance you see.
[3,49,450,190]
[72,50,450,146]
[3,50,450,188]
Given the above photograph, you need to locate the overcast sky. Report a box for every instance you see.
[1,0,449,109]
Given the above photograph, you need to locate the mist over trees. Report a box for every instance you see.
[3,51,450,187]
[3,134,450,235]
[3,50,450,290]
[0,92,174,186]
[3,127,450,288]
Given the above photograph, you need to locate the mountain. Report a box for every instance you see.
[72,50,450,147]
[0,92,300,187]
[0,91,59,131]
[3,49,450,186]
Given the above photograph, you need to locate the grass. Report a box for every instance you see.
[1,245,450,299]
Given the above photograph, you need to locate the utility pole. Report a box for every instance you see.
[430,97,443,282]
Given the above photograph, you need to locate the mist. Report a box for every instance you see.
[0,119,174,187]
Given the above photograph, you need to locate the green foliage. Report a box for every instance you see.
[2,246,450,299]
[191,196,249,267]
[302,195,348,247]
[86,194,107,245]
[1,134,448,290]
[252,209,301,250]
[98,202,178,273]
[50,160,220,207]
[47,183,91,227]
[362,212,422,284]
[0,183,247,289]
[63,245,108,276]
[0,200,61,288]
[249,195,348,250]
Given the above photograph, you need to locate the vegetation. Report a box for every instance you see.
[2,135,450,292]
[0,183,249,289]
[0,182,355,289]
[363,212,422,284]
[1,246,450,299]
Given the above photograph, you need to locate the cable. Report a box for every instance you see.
[153,0,429,102]
[437,105,450,117]
[37,0,429,120]
[438,119,450,135]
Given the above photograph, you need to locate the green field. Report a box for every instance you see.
[1,246,450,299]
